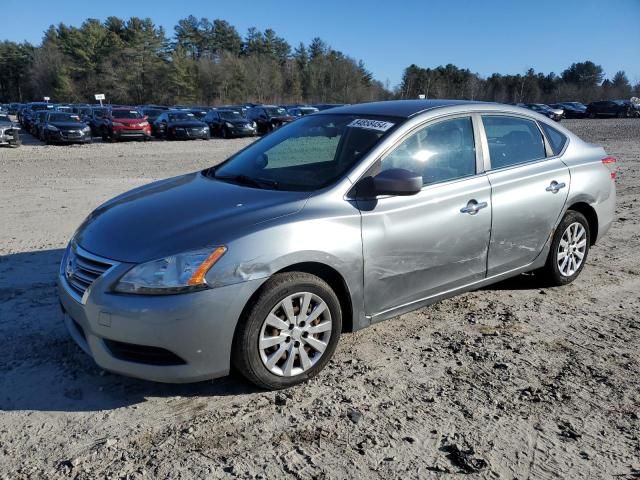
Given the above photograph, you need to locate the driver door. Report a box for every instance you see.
[357,115,492,317]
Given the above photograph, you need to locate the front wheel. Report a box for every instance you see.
[540,211,590,286]
[232,272,342,389]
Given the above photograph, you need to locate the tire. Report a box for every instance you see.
[221,127,228,139]
[616,111,625,118]
[539,211,590,286]
[232,272,342,390]
[588,112,596,119]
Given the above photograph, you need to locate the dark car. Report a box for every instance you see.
[39,112,92,144]
[87,107,110,136]
[101,108,152,141]
[20,102,54,131]
[520,103,563,122]
[247,105,295,134]
[203,109,257,138]
[152,110,210,140]
[288,106,320,117]
[187,108,212,120]
[139,107,166,125]
[312,103,346,111]
[586,100,636,118]
[549,102,586,119]
[32,110,52,137]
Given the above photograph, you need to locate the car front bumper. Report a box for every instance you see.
[57,249,266,383]
[49,130,92,143]
[112,129,152,140]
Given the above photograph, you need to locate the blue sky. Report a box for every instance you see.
[2,0,639,88]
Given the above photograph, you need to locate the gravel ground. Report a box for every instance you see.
[0,120,638,479]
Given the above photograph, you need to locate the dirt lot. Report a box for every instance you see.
[0,120,638,479]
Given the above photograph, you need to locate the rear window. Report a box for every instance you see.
[539,122,568,156]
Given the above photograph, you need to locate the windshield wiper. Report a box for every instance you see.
[214,173,280,190]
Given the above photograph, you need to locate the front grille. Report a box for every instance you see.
[103,339,187,366]
[64,245,115,301]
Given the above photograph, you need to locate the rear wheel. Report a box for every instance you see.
[540,211,590,286]
[232,272,342,389]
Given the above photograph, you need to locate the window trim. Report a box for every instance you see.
[537,120,569,158]
[478,113,554,172]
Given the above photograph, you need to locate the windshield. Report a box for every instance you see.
[219,111,244,121]
[143,109,162,117]
[112,110,142,119]
[93,109,108,117]
[168,112,195,122]
[299,108,318,115]
[210,114,400,191]
[48,113,80,122]
[264,107,287,117]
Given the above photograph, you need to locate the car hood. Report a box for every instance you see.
[271,115,295,122]
[168,121,207,128]
[224,119,253,127]
[74,172,310,263]
[50,122,87,129]
[112,118,146,125]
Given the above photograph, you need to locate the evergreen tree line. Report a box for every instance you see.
[0,16,638,105]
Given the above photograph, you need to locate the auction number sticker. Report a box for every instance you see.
[348,119,395,132]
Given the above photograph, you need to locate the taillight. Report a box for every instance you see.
[602,156,617,180]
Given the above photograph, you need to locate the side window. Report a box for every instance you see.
[482,116,545,169]
[380,117,476,186]
[539,122,567,156]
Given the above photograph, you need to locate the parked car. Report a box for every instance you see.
[520,103,563,121]
[288,106,319,117]
[203,109,257,138]
[247,105,295,134]
[549,102,586,119]
[152,110,210,140]
[31,110,52,137]
[0,113,21,147]
[58,100,616,389]
[86,107,110,136]
[139,107,165,125]
[20,102,54,131]
[312,103,346,111]
[101,108,152,142]
[39,112,92,144]
[586,100,636,118]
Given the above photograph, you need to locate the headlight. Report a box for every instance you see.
[225,122,234,128]
[112,121,124,127]
[114,246,226,295]
[252,121,257,128]
[82,126,91,132]
[47,125,59,131]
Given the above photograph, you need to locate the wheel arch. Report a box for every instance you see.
[566,201,598,245]
[277,262,354,333]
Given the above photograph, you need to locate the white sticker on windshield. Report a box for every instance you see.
[348,118,394,132]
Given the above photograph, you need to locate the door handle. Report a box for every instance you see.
[546,181,566,193]
[460,200,488,215]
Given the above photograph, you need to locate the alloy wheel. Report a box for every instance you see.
[258,292,332,377]
[557,222,587,277]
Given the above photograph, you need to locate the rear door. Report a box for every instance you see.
[481,115,569,276]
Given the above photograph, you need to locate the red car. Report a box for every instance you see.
[101,109,152,141]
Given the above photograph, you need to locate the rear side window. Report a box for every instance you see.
[482,116,546,169]
[539,122,567,156]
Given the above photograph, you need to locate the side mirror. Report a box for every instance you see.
[371,168,422,196]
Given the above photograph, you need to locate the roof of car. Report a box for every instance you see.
[321,100,489,118]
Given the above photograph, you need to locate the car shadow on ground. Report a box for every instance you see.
[0,248,259,413]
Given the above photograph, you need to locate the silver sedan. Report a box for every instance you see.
[58,100,616,389]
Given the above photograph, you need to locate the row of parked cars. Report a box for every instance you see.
[517,99,640,121]
[1,102,344,145]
